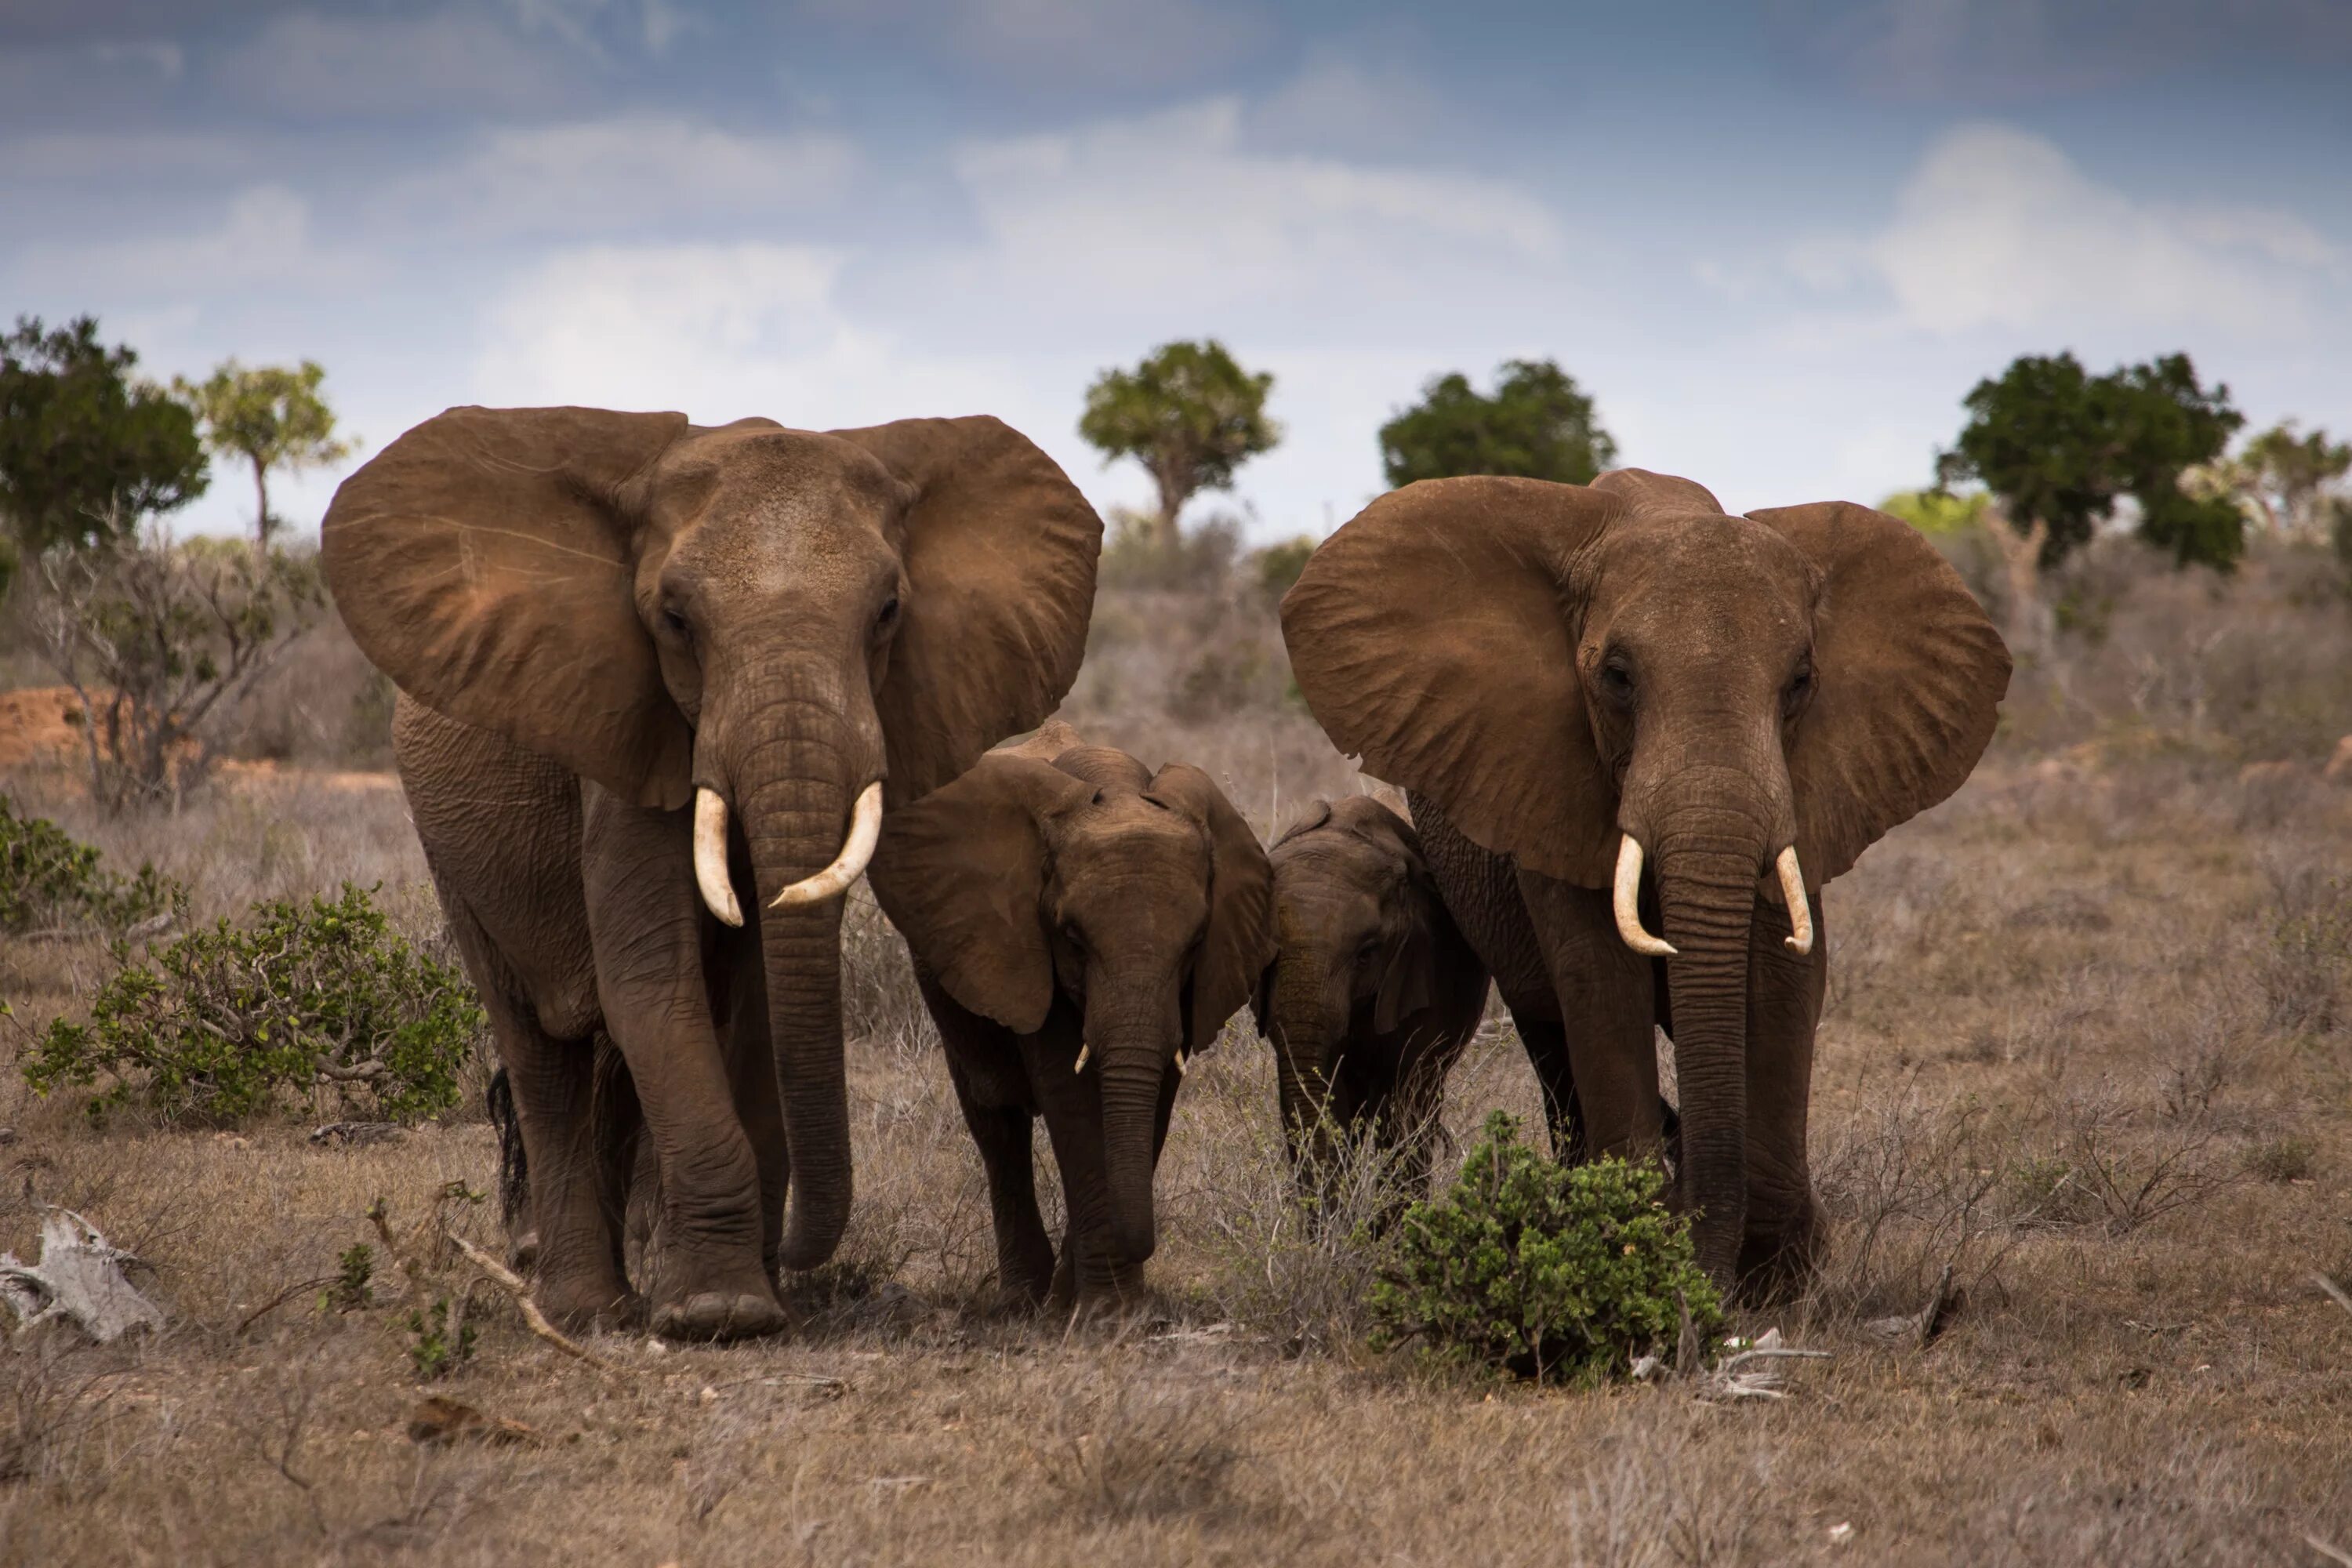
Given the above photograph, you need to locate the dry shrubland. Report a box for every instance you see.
[2,531,2350,1564]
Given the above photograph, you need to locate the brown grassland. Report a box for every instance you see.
[2,532,2350,1566]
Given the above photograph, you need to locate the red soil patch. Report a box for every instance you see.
[0,685,398,796]
[0,685,89,772]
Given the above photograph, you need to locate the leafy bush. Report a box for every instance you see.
[405,1297,477,1381]
[1370,1112,1722,1385]
[24,882,482,1124]
[0,794,182,936]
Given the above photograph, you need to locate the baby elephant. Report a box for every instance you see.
[869,724,1274,1308]
[1253,796,1488,1203]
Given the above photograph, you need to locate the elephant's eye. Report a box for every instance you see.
[661,607,691,641]
[1599,658,1635,706]
[1784,662,1814,716]
[874,595,901,634]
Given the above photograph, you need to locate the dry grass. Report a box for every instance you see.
[5,550,2352,1564]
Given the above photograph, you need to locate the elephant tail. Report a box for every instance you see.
[487,1065,530,1238]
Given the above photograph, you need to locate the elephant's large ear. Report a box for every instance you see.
[1280,477,1625,886]
[1748,502,2012,884]
[1592,467,1725,517]
[866,754,1089,1034]
[321,405,695,808]
[1147,764,1276,1054]
[830,417,1103,805]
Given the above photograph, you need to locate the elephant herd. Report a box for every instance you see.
[319,405,2011,1341]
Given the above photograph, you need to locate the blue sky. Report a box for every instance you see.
[4,0,2347,542]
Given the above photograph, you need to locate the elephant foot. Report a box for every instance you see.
[653,1288,789,1343]
[533,1276,637,1335]
[1736,1213,1825,1305]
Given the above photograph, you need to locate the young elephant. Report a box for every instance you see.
[1252,796,1489,1203]
[867,724,1274,1306]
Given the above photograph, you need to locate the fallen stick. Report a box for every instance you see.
[2314,1272,2352,1323]
[445,1230,627,1377]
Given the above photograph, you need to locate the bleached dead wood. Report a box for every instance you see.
[0,1208,166,1342]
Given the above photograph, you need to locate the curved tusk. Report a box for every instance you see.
[769,780,885,909]
[1613,833,1677,958]
[1776,845,1814,956]
[1173,1048,1189,1077]
[694,788,743,928]
[1073,1043,1090,1074]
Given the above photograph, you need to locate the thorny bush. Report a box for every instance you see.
[1370,1111,1723,1385]
[0,793,183,937]
[24,882,483,1124]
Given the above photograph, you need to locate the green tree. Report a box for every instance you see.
[176,359,355,550]
[1079,339,1279,545]
[1936,350,2247,571]
[1378,358,1617,489]
[0,316,209,588]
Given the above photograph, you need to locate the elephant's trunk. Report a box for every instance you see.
[726,670,887,1275]
[1088,986,1177,1269]
[1627,757,1795,1294]
[1268,957,1348,1178]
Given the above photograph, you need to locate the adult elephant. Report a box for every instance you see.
[1279,469,2008,1295]
[322,407,1100,1338]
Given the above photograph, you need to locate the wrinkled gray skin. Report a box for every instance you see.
[868,728,1274,1308]
[1251,796,1489,1209]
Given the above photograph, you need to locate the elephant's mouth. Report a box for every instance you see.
[691,779,884,925]
[1610,833,1813,958]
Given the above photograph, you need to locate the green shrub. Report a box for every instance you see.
[24,882,482,1125]
[0,794,183,936]
[1370,1112,1723,1385]
[405,1296,477,1381]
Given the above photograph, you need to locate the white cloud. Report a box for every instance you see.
[0,131,256,182]
[16,187,368,297]
[375,115,860,240]
[940,97,1568,343]
[1861,123,2339,336]
[471,242,1026,430]
[1245,53,1445,156]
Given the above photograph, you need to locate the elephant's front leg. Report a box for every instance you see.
[917,972,1055,1307]
[1741,889,1828,1297]
[1028,1010,1143,1310]
[582,789,786,1341]
[714,915,788,1281]
[1519,870,1664,1161]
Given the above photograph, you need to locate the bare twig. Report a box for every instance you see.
[2304,1534,2352,1568]
[443,1229,626,1377]
[234,1275,336,1336]
[2314,1272,2352,1322]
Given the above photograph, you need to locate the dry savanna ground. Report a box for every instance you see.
[3,545,2352,1566]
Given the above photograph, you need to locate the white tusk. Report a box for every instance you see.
[1174,1049,1188,1076]
[1776,846,1814,956]
[1074,1043,1090,1074]
[694,788,743,927]
[769,780,885,909]
[1613,834,1677,958]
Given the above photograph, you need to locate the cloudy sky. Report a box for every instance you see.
[4,0,2347,542]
